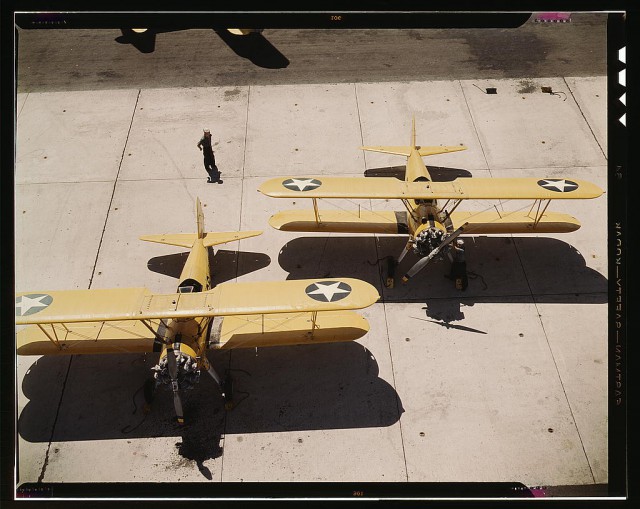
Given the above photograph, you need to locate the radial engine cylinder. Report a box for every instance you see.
[413,226,445,257]
[152,343,200,390]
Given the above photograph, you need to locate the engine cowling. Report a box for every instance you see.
[412,224,446,257]
[152,343,200,390]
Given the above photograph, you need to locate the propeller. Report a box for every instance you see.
[397,239,413,264]
[165,344,185,425]
[401,223,468,282]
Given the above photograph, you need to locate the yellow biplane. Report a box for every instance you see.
[259,118,604,285]
[15,198,379,424]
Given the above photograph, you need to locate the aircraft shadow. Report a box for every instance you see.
[18,342,401,445]
[364,165,473,181]
[278,235,608,305]
[213,30,289,69]
[116,29,160,53]
[115,29,289,69]
[146,248,271,286]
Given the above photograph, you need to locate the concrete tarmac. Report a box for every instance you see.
[13,18,613,500]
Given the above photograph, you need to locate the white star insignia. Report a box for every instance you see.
[306,281,351,302]
[283,178,322,192]
[16,294,52,316]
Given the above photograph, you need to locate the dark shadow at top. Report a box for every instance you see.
[115,28,289,69]
[115,29,159,53]
[214,30,289,68]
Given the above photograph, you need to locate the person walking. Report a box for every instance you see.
[197,129,221,183]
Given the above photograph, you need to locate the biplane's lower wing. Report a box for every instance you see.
[210,311,370,349]
[269,209,409,234]
[448,210,581,234]
[268,208,581,234]
[17,311,372,355]
[259,176,603,200]
[16,279,379,355]
[17,320,158,356]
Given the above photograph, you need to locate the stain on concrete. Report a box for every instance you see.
[96,70,123,80]
[448,29,554,76]
[224,88,242,99]
[517,79,538,94]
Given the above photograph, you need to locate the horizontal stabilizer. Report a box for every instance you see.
[140,230,262,248]
[202,230,262,247]
[361,146,412,157]
[360,145,467,157]
[269,209,409,234]
[449,210,581,234]
[418,145,467,157]
[212,311,369,349]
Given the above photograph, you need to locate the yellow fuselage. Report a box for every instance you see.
[158,238,212,366]
[404,148,448,237]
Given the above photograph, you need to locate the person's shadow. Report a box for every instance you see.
[208,165,223,184]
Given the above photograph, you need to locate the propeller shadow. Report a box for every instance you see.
[145,248,271,285]
[18,342,402,443]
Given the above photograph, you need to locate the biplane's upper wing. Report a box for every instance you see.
[259,176,603,200]
[16,279,379,326]
[16,279,379,355]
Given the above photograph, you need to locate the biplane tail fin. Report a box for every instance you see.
[361,117,467,158]
[196,197,205,239]
[411,115,417,148]
[140,197,262,248]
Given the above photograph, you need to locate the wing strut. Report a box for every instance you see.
[313,198,321,224]
[442,199,463,222]
[528,199,553,227]
[36,323,62,349]
[401,199,420,223]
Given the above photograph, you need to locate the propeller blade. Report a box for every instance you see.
[172,391,184,425]
[397,240,412,264]
[206,364,222,386]
[166,346,185,425]
[402,223,468,282]
[402,255,433,281]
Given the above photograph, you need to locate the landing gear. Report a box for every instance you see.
[446,261,469,291]
[385,257,397,288]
